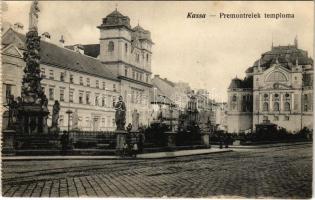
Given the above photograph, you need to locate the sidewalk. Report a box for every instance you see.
[2,148,232,161]
[228,141,312,149]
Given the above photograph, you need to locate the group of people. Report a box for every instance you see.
[120,123,144,158]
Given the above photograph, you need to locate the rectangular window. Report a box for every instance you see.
[49,70,54,80]
[60,72,65,82]
[102,82,106,90]
[60,89,65,102]
[5,84,12,101]
[86,92,90,104]
[80,77,83,85]
[69,90,74,103]
[95,95,99,106]
[96,80,99,88]
[132,70,135,79]
[41,68,46,78]
[136,53,140,62]
[70,74,74,83]
[79,92,83,104]
[86,78,90,87]
[102,96,105,107]
[284,116,290,121]
[146,74,149,83]
[49,88,54,100]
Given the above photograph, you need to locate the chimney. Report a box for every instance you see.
[59,35,65,47]
[74,44,84,54]
[41,32,51,42]
[13,22,24,33]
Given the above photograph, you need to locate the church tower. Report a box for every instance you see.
[97,9,153,77]
[97,9,154,127]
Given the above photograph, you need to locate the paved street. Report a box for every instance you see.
[2,143,312,198]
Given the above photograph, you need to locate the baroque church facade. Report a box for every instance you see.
[2,9,152,131]
[227,39,313,133]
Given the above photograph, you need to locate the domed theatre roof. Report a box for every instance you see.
[249,45,313,72]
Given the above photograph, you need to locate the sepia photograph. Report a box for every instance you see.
[1,0,313,198]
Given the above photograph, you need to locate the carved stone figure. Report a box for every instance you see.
[29,0,40,31]
[132,109,140,131]
[115,96,126,131]
[51,100,60,128]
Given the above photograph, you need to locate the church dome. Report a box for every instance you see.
[228,77,243,89]
[98,9,131,30]
[250,44,313,71]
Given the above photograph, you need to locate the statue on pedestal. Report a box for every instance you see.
[51,100,60,128]
[29,0,40,31]
[115,96,126,131]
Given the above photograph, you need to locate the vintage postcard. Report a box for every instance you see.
[1,1,313,198]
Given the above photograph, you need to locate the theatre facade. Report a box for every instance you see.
[227,39,313,133]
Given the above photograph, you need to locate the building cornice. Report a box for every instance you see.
[102,60,152,74]
[118,75,153,88]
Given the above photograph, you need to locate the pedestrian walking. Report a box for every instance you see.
[122,143,128,157]
[60,131,69,155]
[132,143,138,158]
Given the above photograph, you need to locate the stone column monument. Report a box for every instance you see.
[17,0,49,135]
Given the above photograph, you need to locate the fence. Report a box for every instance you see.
[68,131,117,149]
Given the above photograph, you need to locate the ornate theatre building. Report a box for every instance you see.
[227,39,313,133]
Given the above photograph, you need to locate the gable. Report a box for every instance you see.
[2,44,23,58]
[263,64,290,83]
[2,28,26,50]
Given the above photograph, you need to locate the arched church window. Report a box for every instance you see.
[266,71,287,82]
[232,95,237,102]
[146,54,149,62]
[108,41,114,52]
[273,102,280,111]
[284,102,291,111]
[263,102,269,111]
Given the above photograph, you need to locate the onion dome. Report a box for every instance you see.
[98,9,131,30]
[132,24,152,43]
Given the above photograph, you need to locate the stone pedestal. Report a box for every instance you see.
[2,129,16,155]
[116,130,127,150]
[165,131,176,147]
[201,132,210,148]
[18,104,49,134]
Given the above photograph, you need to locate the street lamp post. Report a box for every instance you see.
[66,109,73,133]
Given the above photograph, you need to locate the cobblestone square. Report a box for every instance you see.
[2,144,312,198]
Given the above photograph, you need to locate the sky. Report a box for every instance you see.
[2,1,314,102]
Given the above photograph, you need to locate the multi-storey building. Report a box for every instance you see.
[81,9,153,127]
[2,28,119,131]
[227,39,313,133]
[2,9,154,131]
